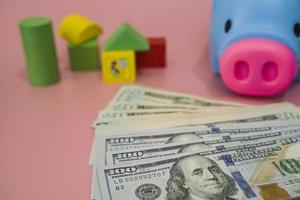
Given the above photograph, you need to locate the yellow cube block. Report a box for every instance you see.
[102,51,136,83]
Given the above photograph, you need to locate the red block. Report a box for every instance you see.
[136,37,166,68]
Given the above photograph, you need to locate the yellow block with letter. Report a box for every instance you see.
[59,14,103,45]
[102,51,136,83]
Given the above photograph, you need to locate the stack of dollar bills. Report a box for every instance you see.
[89,85,300,200]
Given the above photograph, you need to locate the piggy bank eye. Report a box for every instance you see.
[294,23,300,37]
[224,19,232,33]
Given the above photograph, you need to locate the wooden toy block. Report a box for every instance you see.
[103,22,149,51]
[136,37,166,68]
[102,51,136,83]
[19,17,60,86]
[59,14,103,45]
[68,39,100,71]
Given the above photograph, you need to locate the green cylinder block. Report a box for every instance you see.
[68,39,100,71]
[19,17,60,86]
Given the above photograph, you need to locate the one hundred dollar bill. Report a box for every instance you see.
[93,103,298,131]
[92,128,300,199]
[105,103,219,112]
[106,127,300,166]
[93,126,300,199]
[94,119,300,157]
[92,107,243,128]
[98,135,300,200]
[108,85,246,107]
[92,129,300,200]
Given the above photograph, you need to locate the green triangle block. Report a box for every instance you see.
[104,22,149,51]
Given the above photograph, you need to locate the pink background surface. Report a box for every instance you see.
[1,0,300,199]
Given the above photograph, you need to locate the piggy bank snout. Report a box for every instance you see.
[220,39,297,96]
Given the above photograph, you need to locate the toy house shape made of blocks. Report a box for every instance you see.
[102,22,150,83]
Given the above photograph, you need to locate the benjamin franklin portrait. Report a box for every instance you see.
[166,155,238,200]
